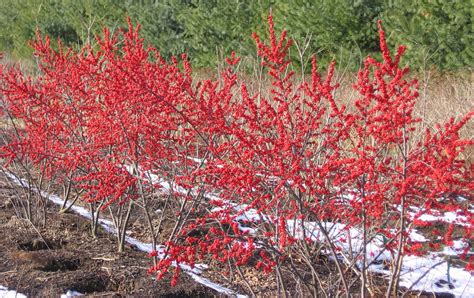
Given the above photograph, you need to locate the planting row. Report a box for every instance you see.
[0,15,472,296]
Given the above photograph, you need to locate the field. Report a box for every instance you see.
[0,10,473,298]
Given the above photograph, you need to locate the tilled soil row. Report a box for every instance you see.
[0,177,220,297]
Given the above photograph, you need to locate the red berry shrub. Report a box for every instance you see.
[0,15,472,296]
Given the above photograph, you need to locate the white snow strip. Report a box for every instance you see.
[4,171,246,297]
[60,290,84,297]
[0,286,27,298]
[408,206,472,227]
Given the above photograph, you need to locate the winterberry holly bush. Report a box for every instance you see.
[0,14,472,296]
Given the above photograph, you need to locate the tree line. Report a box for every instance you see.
[1,0,472,71]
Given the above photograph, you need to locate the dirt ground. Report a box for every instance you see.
[0,179,220,297]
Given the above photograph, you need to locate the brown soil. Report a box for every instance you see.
[0,180,220,297]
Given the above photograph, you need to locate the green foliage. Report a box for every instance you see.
[127,0,269,68]
[0,0,472,71]
[0,0,127,57]
[382,0,473,70]
[174,0,261,66]
[126,1,186,61]
[271,0,384,70]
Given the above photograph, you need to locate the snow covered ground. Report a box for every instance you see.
[396,254,472,297]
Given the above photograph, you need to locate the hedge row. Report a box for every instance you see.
[1,0,472,71]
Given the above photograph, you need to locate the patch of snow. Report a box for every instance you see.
[0,286,27,298]
[408,207,471,227]
[397,255,473,297]
[60,290,84,297]
[408,229,428,242]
